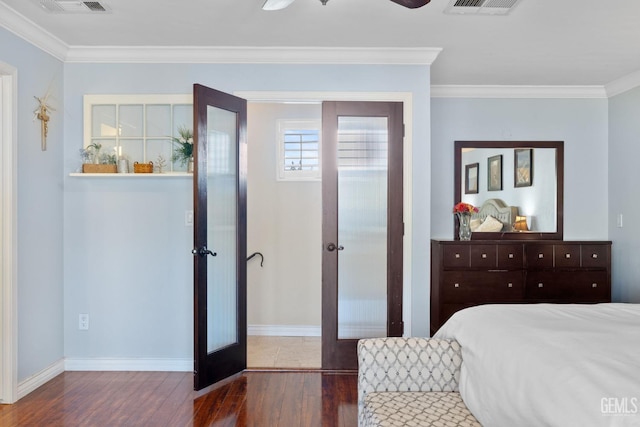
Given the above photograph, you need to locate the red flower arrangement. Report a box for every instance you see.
[452,202,478,214]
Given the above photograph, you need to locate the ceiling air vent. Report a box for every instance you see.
[83,2,106,11]
[444,0,521,15]
[37,0,111,13]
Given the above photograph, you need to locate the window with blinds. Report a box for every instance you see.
[277,120,321,181]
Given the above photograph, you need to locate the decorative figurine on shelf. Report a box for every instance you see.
[155,154,167,173]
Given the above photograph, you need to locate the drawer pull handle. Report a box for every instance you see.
[455,253,461,259]
[592,254,598,259]
[592,283,598,288]
[507,283,513,288]
[565,253,571,259]
[481,253,487,259]
[538,283,544,288]
[508,253,514,259]
[454,283,460,288]
[538,253,544,259]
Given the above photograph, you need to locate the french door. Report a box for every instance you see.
[192,84,247,390]
[321,101,404,370]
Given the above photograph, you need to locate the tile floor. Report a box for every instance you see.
[247,335,321,369]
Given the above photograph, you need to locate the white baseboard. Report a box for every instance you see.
[64,358,192,372]
[17,358,65,400]
[248,324,320,337]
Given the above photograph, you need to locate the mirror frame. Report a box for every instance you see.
[454,140,564,240]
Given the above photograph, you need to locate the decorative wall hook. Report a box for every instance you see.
[34,95,55,151]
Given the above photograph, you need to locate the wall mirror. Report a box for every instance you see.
[454,140,564,240]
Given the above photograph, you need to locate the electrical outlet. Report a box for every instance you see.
[617,214,624,228]
[185,210,194,226]
[79,313,89,330]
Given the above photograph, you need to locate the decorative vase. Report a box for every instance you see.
[187,156,194,173]
[457,212,472,241]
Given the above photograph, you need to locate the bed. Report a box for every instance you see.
[434,303,640,427]
[470,198,518,232]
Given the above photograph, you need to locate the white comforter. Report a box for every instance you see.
[434,303,640,427]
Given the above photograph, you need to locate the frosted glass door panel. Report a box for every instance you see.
[207,105,238,354]
[337,116,388,339]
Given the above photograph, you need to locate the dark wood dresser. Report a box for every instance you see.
[430,239,612,335]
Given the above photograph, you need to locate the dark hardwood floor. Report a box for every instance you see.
[0,370,358,426]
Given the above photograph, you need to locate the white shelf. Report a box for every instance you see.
[69,172,192,178]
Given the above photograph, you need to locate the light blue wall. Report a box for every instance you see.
[7,23,636,378]
[63,62,433,360]
[0,28,65,381]
[431,97,609,242]
[608,87,640,303]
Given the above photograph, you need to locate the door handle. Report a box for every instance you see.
[192,246,217,257]
[326,243,344,252]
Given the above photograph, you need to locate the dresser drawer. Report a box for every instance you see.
[469,245,496,268]
[582,245,609,268]
[554,245,581,268]
[497,244,524,269]
[526,244,554,268]
[442,245,470,268]
[442,271,524,303]
[525,271,609,301]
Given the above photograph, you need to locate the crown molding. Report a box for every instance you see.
[605,70,640,98]
[431,85,607,99]
[0,2,68,61]
[64,45,442,65]
[3,1,640,97]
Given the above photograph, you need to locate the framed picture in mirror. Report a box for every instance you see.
[465,163,479,194]
[515,148,533,187]
[487,154,502,191]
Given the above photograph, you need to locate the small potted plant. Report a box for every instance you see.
[171,126,194,172]
[81,143,117,173]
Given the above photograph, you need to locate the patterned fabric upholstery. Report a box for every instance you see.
[358,338,478,427]
[362,392,481,427]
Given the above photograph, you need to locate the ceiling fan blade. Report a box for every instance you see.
[389,0,431,8]
[262,0,297,11]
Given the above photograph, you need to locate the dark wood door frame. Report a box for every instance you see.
[321,101,404,370]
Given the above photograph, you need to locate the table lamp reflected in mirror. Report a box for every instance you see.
[514,215,529,231]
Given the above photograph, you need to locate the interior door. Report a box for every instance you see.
[193,83,247,390]
[321,101,404,370]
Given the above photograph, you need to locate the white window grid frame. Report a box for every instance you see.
[276,119,322,181]
[83,94,193,172]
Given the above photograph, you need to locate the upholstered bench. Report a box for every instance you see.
[357,337,481,427]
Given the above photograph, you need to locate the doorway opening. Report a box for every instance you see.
[242,92,413,370]
[246,101,322,369]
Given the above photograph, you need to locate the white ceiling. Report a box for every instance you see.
[3,0,640,87]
